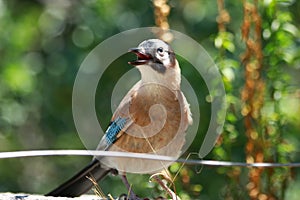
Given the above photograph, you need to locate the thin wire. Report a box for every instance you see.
[0,150,299,168]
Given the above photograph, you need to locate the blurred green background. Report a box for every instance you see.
[0,0,300,199]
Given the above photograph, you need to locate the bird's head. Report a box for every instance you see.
[129,39,181,90]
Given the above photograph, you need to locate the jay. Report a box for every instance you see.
[47,39,192,199]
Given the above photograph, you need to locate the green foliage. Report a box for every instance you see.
[0,0,300,199]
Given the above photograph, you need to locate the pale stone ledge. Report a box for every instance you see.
[0,193,106,200]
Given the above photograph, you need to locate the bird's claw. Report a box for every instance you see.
[150,173,181,200]
[118,193,147,200]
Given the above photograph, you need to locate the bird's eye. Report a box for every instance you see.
[157,47,164,53]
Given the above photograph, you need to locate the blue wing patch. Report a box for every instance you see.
[105,117,127,145]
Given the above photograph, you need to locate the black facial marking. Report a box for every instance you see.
[149,62,166,74]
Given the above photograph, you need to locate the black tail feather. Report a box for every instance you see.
[46,160,111,197]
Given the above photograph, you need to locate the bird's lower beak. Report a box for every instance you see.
[128,48,152,66]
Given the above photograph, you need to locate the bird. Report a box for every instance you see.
[46,39,192,199]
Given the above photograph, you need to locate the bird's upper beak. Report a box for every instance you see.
[128,48,152,66]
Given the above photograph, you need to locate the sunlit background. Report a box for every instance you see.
[0,0,300,199]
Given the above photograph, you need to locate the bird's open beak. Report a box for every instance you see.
[128,48,152,66]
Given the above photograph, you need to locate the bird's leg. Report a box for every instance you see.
[150,173,181,200]
[120,174,141,200]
